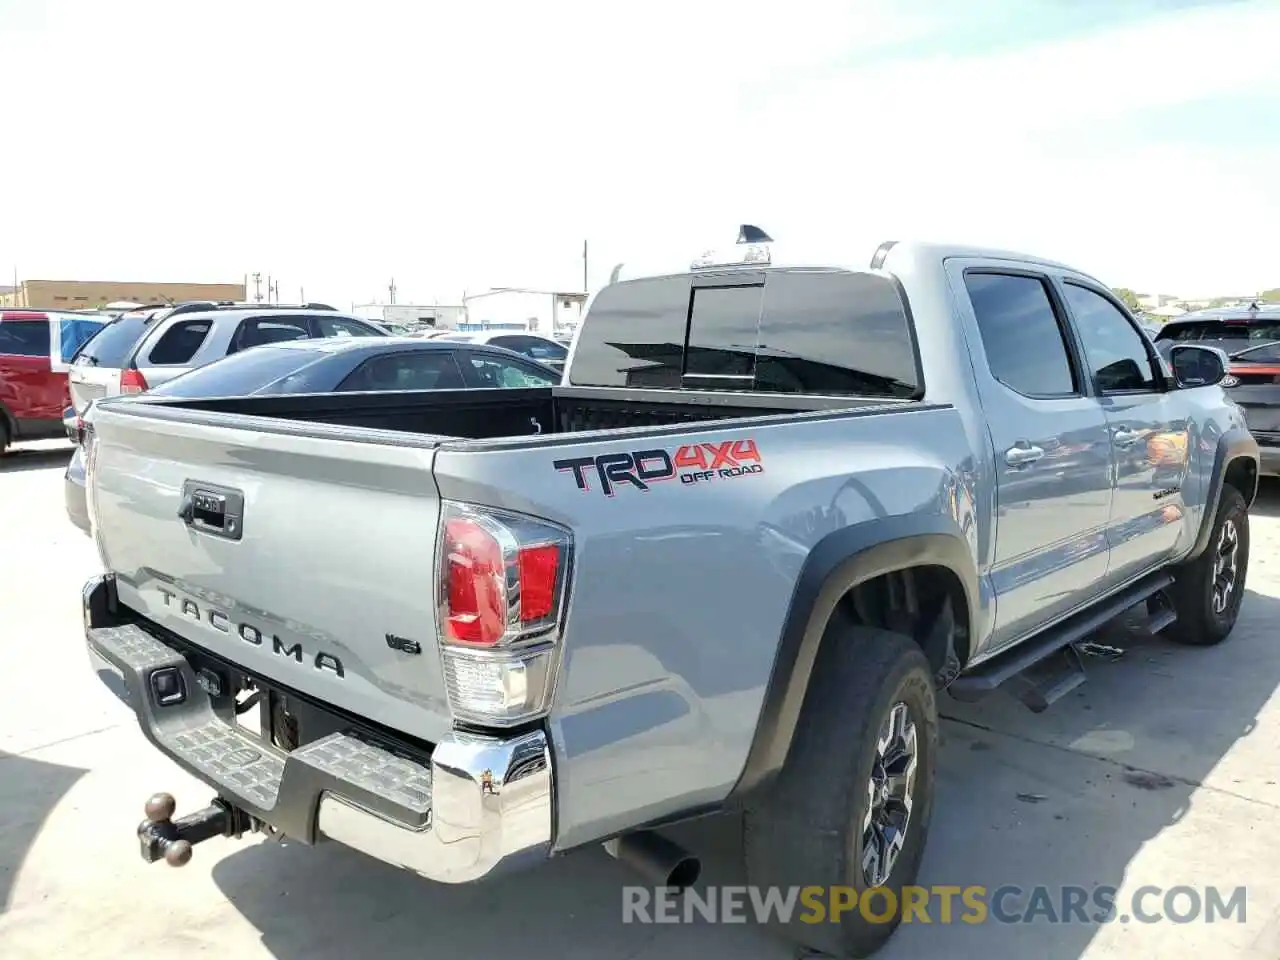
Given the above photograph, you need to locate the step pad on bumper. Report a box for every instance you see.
[171,721,286,809]
[87,622,432,841]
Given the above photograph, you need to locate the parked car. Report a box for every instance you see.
[65,337,560,534]
[434,330,568,372]
[1215,340,1280,476]
[0,309,107,453]
[1150,304,1280,476]
[67,303,379,414]
[79,236,1256,959]
[1152,302,1280,355]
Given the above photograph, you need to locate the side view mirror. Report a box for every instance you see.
[1169,344,1228,389]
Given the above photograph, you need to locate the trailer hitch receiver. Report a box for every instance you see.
[136,792,253,867]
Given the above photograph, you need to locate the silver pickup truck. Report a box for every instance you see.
[79,235,1257,958]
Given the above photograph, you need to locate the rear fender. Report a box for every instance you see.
[726,513,978,800]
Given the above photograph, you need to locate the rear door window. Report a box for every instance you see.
[0,319,52,357]
[229,316,312,353]
[567,268,921,397]
[315,315,382,339]
[146,319,213,365]
[964,273,1079,398]
[460,352,560,388]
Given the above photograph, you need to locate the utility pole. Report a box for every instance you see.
[272,280,280,303]
[267,275,273,303]
[252,273,263,302]
[300,286,305,303]
[582,239,589,293]
[389,278,397,304]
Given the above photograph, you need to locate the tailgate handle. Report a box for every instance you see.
[179,481,245,541]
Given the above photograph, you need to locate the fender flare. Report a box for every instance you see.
[1186,426,1259,562]
[726,513,979,801]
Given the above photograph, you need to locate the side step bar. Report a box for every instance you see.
[949,571,1176,711]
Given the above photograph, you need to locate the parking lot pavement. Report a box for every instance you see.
[2,440,1278,959]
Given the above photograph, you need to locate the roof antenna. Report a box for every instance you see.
[737,224,773,244]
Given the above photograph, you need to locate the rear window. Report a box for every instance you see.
[73,316,151,367]
[1156,319,1280,344]
[568,269,921,397]
[0,319,51,357]
[148,346,328,398]
[147,319,213,365]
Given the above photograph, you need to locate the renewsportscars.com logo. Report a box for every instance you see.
[554,439,764,497]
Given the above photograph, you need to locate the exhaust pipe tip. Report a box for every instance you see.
[665,852,701,890]
[605,830,701,891]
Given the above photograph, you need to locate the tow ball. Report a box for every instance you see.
[136,793,255,867]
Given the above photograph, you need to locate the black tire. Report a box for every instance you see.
[0,417,9,456]
[743,618,938,958]
[1162,486,1249,646]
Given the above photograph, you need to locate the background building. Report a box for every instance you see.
[0,279,246,309]
[461,289,587,335]
[351,302,467,332]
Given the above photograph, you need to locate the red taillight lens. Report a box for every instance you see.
[518,544,560,621]
[438,503,569,649]
[120,368,148,394]
[443,517,508,646]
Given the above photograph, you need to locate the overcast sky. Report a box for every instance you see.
[1,0,1276,305]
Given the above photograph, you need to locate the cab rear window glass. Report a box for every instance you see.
[568,269,921,397]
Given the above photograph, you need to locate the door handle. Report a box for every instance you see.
[1112,428,1142,447]
[1005,444,1045,466]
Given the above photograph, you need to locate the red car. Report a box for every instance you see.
[0,310,107,454]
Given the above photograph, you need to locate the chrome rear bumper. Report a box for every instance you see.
[82,574,553,883]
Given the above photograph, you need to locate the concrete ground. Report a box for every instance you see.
[1,439,1278,959]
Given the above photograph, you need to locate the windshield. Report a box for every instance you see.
[147,345,330,398]
[72,316,152,367]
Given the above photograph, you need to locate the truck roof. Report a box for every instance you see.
[606,239,1103,289]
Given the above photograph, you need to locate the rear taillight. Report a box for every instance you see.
[119,368,148,394]
[436,502,571,726]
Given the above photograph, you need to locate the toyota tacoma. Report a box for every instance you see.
[78,233,1257,957]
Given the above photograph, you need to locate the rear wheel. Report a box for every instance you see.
[744,619,938,958]
[1162,486,1249,646]
[0,417,9,456]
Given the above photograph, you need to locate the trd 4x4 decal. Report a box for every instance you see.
[554,439,763,497]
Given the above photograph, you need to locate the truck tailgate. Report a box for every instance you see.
[87,403,453,744]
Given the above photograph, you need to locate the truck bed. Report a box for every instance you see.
[86,380,959,846]
[131,384,909,443]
